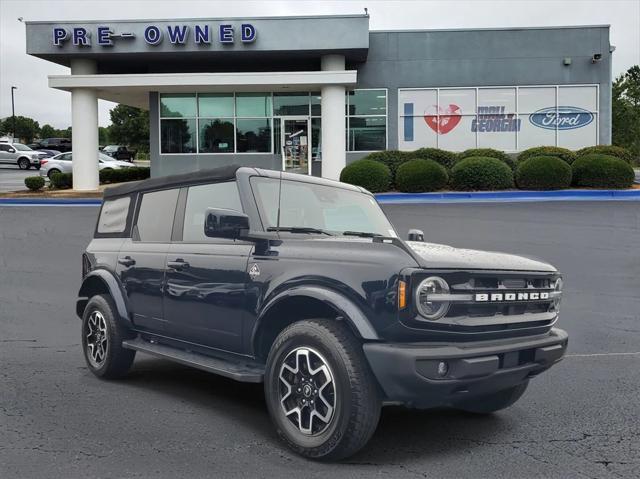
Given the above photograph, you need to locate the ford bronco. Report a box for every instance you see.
[78,165,567,460]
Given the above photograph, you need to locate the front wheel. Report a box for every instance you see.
[455,381,529,414]
[17,158,30,170]
[265,319,381,461]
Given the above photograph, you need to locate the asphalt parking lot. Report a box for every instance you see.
[1,202,638,478]
[0,166,39,192]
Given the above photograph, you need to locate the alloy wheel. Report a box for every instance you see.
[85,310,108,368]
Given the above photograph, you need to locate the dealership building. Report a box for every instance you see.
[25,15,613,189]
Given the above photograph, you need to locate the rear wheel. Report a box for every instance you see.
[17,158,30,170]
[265,319,381,461]
[455,382,529,414]
[47,168,61,179]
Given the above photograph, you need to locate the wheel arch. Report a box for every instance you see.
[77,270,131,326]
[251,286,379,361]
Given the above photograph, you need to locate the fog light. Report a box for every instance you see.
[437,361,449,377]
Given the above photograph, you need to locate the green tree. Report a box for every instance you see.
[40,124,57,139]
[98,126,110,145]
[612,65,640,161]
[0,115,40,143]
[108,105,149,152]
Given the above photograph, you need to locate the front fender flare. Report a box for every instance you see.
[255,285,380,341]
[77,269,131,325]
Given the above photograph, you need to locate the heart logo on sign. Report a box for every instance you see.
[424,104,462,134]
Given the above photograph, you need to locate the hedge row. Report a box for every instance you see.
[40,167,151,190]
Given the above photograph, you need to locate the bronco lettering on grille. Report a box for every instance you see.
[475,292,550,302]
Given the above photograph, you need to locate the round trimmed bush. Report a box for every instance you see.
[362,150,412,183]
[395,159,448,192]
[518,146,577,165]
[575,145,635,164]
[24,176,45,191]
[412,148,458,169]
[515,156,572,190]
[458,148,517,170]
[50,171,73,189]
[450,157,514,191]
[571,154,634,189]
[340,159,391,193]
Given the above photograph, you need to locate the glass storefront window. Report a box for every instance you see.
[236,118,272,153]
[273,92,310,116]
[160,94,197,118]
[311,118,321,160]
[161,119,197,153]
[311,92,322,116]
[348,117,386,151]
[347,90,387,116]
[236,93,272,117]
[198,93,234,117]
[198,119,235,153]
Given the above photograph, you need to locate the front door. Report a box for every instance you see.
[281,118,311,175]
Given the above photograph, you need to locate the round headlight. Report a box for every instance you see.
[415,276,450,320]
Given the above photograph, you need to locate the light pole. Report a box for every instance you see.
[11,86,17,140]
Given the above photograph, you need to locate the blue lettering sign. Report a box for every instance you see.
[219,24,234,43]
[241,24,256,42]
[73,27,90,46]
[194,25,210,44]
[144,25,162,45]
[97,26,113,46]
[403,103,414,141]
[167,25,189,44]
[53,27,68,46]
[471,106,521,132]
[529,106,594,130]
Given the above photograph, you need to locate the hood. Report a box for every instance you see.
[406,241,556,272]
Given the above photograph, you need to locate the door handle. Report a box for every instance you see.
[118,256,136,267]
[167,259,190,271]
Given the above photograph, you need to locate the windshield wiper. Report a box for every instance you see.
[342,231,383,238]
[267,227,333,236]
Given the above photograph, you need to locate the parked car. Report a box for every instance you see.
[77,166,567,460]
[31,149,61,158]
[40,152,134,179]
[102,145,136,162]
[33,138,72,152]
[0,141,46,169]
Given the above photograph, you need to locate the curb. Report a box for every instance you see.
[0,198,102,206]
[375,189,640,204]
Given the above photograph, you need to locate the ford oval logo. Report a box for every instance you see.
[529,106,594,130]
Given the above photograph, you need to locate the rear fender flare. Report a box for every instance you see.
[77,269,131,325]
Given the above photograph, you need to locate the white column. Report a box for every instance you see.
[70,59,99,191]
[320,54,346,180]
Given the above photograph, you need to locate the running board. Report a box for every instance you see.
[122,337,264,383]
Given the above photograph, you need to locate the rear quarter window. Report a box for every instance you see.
[97,196,131,234]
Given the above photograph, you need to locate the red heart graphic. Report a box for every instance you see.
[424,104,462,134]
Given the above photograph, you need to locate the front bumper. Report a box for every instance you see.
[363,328,568,409]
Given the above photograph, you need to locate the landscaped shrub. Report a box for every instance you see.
[575,145,635,164]
[571,154,635,189]
[518,146,577,165]
[362,150,413,185]
[395,159,448,192]
[50,172,73,189]
[450,157,514,191]
[515,156,572,190]
[100,167,150,184]
[340,159,391,193]
[458,148,517,170]
[24,176,45,191]
[412,147,458,169]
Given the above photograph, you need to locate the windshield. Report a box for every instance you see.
[99,153,116,161]
[103,145,118,152]
[13,143,32,151]
[250,177,397,237]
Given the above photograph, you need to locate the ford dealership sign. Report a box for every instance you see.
[529,106,594,130]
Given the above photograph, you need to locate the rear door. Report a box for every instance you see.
[163,181,253,353]
[116,188,179,334]
[0,144,14,164]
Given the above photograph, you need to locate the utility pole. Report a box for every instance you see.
[11,86,17,140]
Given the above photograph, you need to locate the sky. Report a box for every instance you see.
[0,0,639,128]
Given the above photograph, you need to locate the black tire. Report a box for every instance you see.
[18,158,30,170]
[265,319,381,461]
[455,381,529,414]
[35,165,41,170]
[47,168,61,179]
[81,294,135,379]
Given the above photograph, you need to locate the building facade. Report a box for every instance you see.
[25,15,613,189]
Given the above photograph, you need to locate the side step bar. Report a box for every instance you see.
[122,337,265,383]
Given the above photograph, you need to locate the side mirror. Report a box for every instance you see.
[204,208,249,239]
[8,148,15,153]
[407,229,425,242]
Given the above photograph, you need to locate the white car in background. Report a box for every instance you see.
[40,152,134,179]
[0,140,47,169]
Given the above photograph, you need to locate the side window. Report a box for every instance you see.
[60,153,72,161]
[136,189,179,242]
[182,182,242,242]
[97,196,131,234]
[0,144,11,152]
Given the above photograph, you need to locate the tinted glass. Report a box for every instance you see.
[198,119,234,153]
[273,92,310,115]
[160,94,197,118]
[236,93,272,117]
[348,116,386,151]
[199,93,234,117]
[97,196,131,234]
[136,189,179,242]
[311,92,321,116]
[161,119,197,153]
[347,90,387,116]
[0,144,11,152]
[236,119,272,153]
[183,182,243,242]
